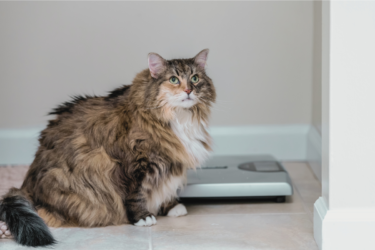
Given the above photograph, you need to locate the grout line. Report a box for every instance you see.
[148,227,153,250]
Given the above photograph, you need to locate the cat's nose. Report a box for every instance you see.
[184,89,192,95]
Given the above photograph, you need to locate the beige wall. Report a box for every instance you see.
[0,1,314,128]
[312,0,322,134]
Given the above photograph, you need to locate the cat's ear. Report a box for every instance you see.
[194,49,209,69]
[148,53,167,78]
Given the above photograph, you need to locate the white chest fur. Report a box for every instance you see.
[147,109,210,215]
[170,109,211,167]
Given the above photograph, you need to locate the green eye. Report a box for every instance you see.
[169,76,180,84]
[191,75,199,83]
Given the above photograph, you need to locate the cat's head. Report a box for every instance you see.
[148,49,215,110]
[132,49,216,122]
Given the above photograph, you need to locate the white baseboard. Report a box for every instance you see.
[209,125,309,161]
[314,197,328,250]
[0,124,311,165]
[314,197,375,250]
[0,127,42,165]
[306,126,322,181]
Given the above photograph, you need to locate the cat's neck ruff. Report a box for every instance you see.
[170,108,210,168]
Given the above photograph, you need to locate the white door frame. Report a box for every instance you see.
[314,1,375,249]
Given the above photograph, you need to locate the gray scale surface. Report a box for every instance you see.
[178,155,293,198]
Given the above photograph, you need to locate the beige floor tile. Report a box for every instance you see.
[303,202,316,215]
[292,187,314,220]
[0,163,321,250]
[282,162,321,220]
[151,214,319,250]
[283,162,319,183]
[294,181,321,195]
[0,225,150,250]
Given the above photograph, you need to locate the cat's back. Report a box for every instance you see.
[40,96,115,148]
[42,85,132,148]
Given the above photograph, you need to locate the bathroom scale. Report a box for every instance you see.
[178,155,293,203]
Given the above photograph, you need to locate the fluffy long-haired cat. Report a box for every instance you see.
[0,49,216,246]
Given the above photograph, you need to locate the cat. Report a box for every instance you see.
[0,49,216,246]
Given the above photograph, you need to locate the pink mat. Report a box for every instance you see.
[0,165,29,197]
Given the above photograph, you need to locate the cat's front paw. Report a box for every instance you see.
[134,215,157,227]
[167,204,188,217]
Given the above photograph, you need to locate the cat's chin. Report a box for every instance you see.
[178,98,196,108]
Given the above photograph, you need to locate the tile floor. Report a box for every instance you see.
[0,162,320,250]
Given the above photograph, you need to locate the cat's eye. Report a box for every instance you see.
[169,76,180,84]
[191,75,199,83]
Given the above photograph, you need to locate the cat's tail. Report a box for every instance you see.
[0,188,56,247]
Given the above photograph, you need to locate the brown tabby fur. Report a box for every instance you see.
[5,50,216,228]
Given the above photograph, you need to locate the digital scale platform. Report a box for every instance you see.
[178,155,293,203]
